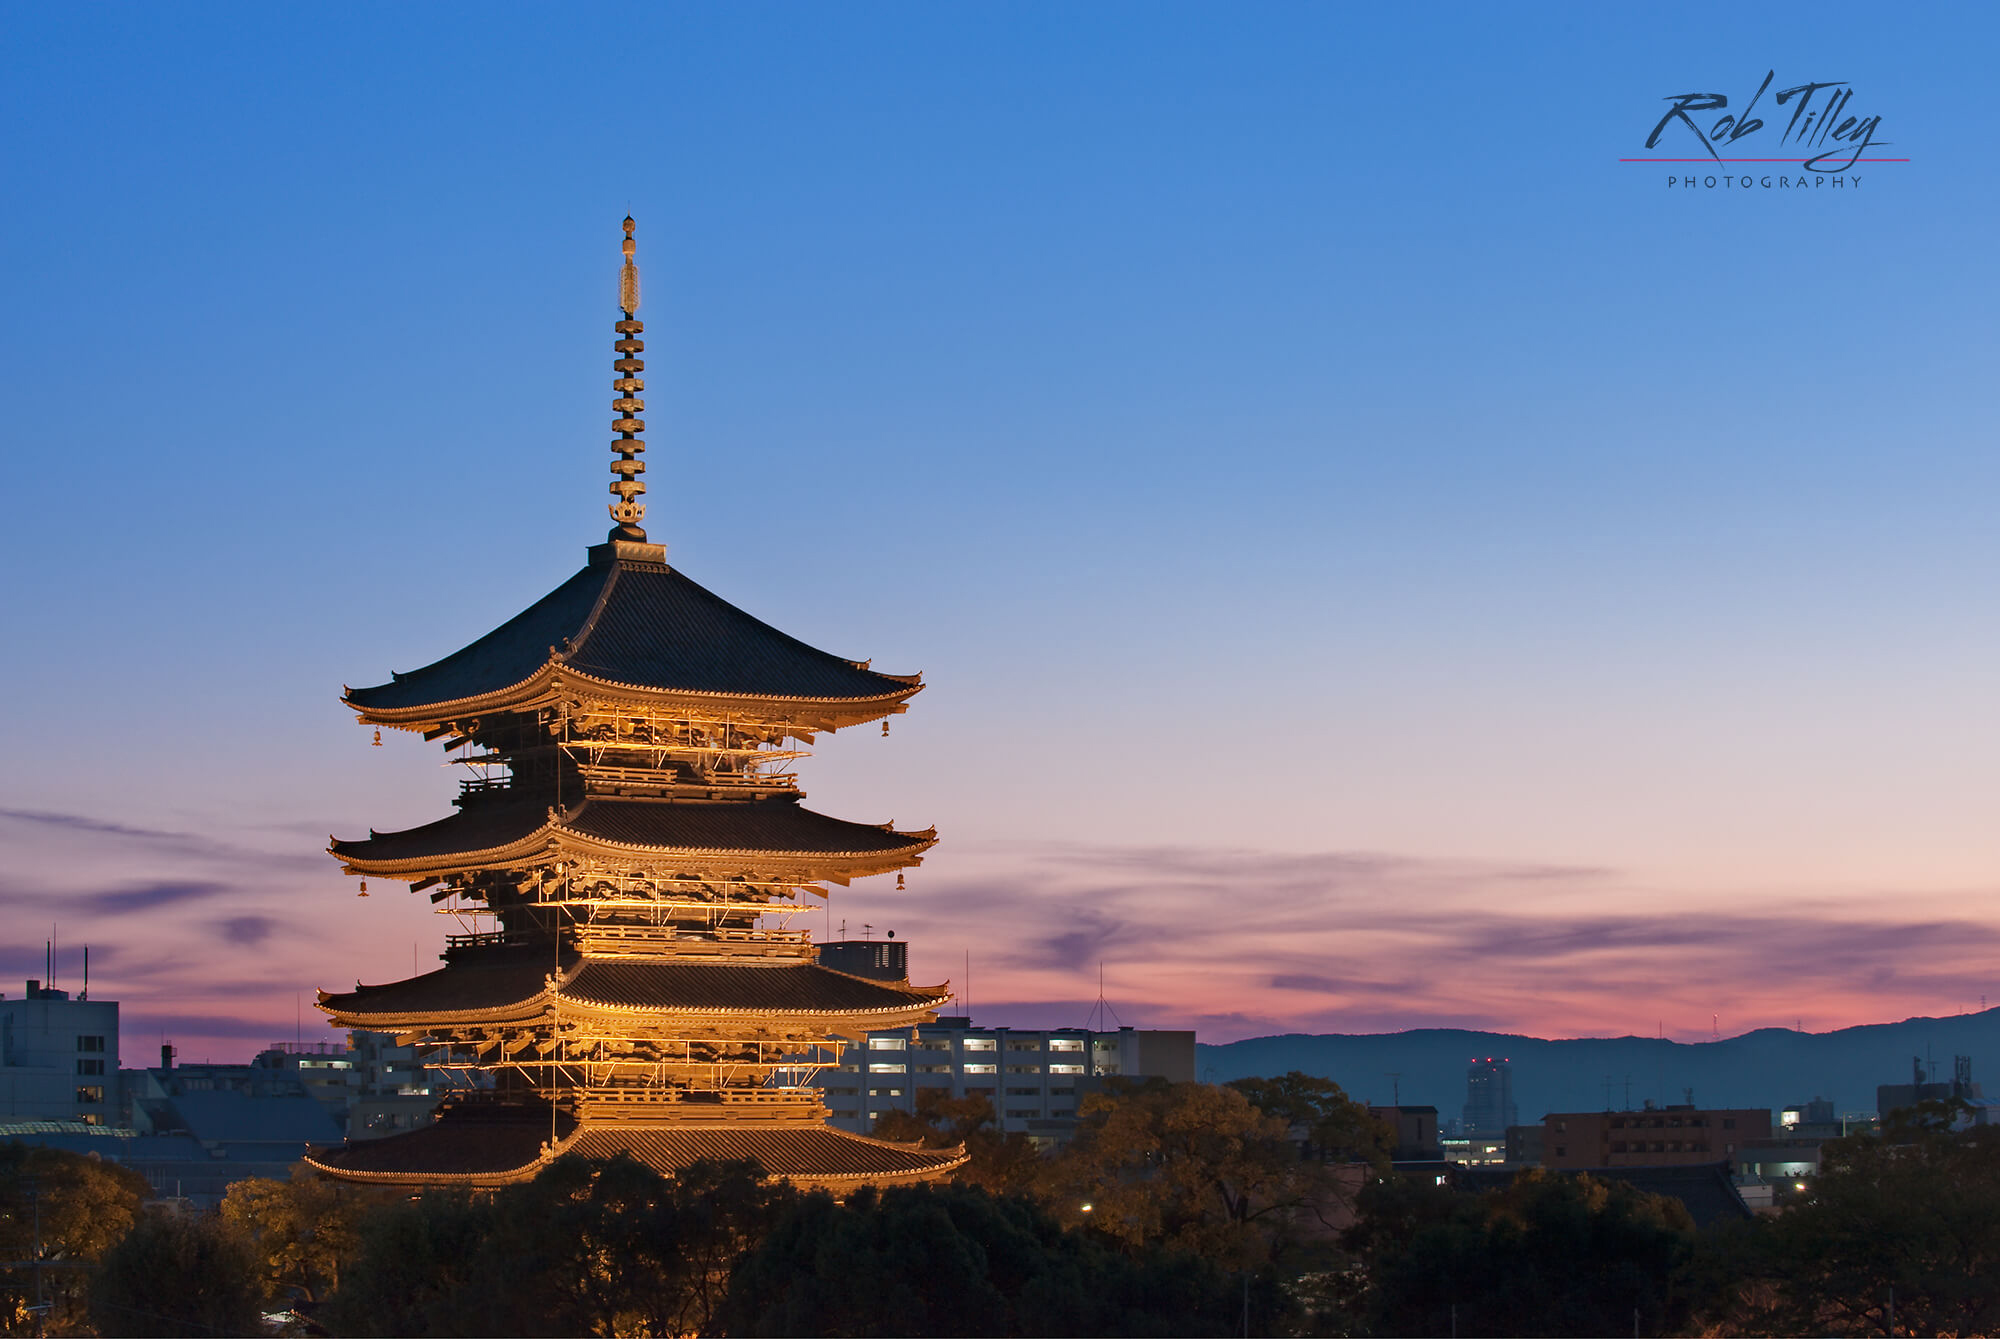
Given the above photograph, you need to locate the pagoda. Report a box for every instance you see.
[305,220,965,1190]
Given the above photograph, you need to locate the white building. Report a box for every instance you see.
[816,1016,1196,1145]
[0,979,118,1125]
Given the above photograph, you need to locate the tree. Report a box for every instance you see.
[1716,1100,2000,1336]
[482,1154,793,1337]
[318,1187,501,1338]
[719,1181,1249,1337]
[1346,1168,1697,1337]
[218,1167,367,1306]
[1227,1070,1394,1169]
[0,1142,151,1335]
[872,1089,1043,1193]
[88,1211,264,1339]
[323,1154,795,1337]
[1040,1078,1357,1270]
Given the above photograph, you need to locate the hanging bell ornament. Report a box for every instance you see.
[896,872,905,891]
[358,879,370,898]
[881,720,890,737]
[372,728,383,747]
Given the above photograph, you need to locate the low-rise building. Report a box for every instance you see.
[815,1013,1195,1146]
[1542,1103,1771,1169]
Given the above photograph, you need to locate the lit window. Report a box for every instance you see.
[1048,1039,1084,1052]
[963,1063,997,1074]
[75,1086,104,1104]
[868,1063,906,1073]
[1048,1064,1084,1074]
[962,1039,996,1052]
[868,1038,907,1051]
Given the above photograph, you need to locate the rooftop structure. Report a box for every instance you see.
[306,220,963,1190]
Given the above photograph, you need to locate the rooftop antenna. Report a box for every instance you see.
[964,949,971,1023]
[1711,1013,1719,1043]
[81,946,88,1001]
[1087,961,1123,1031]
[1385,1071,1402,1106]
[1623,1075,1632,1110]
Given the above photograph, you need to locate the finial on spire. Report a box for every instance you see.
[608,217,648,542]
[619,216,640,316]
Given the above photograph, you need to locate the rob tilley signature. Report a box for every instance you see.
[1647,71,1887,171]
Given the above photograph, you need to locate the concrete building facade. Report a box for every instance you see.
[815,1016,1196,1145]
[1542,1103,1771,1169]
[0,980,118,1125]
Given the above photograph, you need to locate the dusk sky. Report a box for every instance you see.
[4,4,1997,1062]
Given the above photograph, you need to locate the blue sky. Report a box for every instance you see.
[2,3,1995,1057]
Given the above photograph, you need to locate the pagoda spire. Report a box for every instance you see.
[608,216,648,542]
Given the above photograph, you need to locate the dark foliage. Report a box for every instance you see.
[322,1155,792,1337]
[88,1211,264,1338]
[1344,1169,1697,1337]
[1698,1100,2000,1335]
[719,1181,1258,1337]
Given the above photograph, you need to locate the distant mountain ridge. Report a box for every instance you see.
[1197,1010,2000,1122]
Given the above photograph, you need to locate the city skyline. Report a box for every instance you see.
[3,4,1996,1060]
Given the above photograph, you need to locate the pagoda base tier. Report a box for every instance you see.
[304,1104,966,1190]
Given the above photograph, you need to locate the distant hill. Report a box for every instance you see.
[1197,1010,2000,1121]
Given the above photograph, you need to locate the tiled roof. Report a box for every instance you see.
[307,1108,572,1180]
[565,962,946,1013]
[566,799,926,854]
[319,948,555,1019]
[321,950,945,1022]
[329,796,931,866]
[308,1109,964,1185]
[330,803,548,864]
[345,559,917,712]
[565,1126,966,1180]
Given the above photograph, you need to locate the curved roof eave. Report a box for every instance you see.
[345,661,923,728]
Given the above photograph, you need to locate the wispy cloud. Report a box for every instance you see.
[216,915,278,946]
[853,840,2000,1042]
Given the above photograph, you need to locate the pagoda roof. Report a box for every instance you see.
[344,555,920,722]
[305,1108,966,1187]
[318,951,950,1026]
[329,796,935,877]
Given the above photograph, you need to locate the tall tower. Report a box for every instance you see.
[306,221,965,1189]
[1462,1057,1518,1137]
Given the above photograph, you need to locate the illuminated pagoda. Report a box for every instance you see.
[306,219,964,1190]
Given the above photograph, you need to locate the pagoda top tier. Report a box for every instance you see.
[345,554,921,728]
